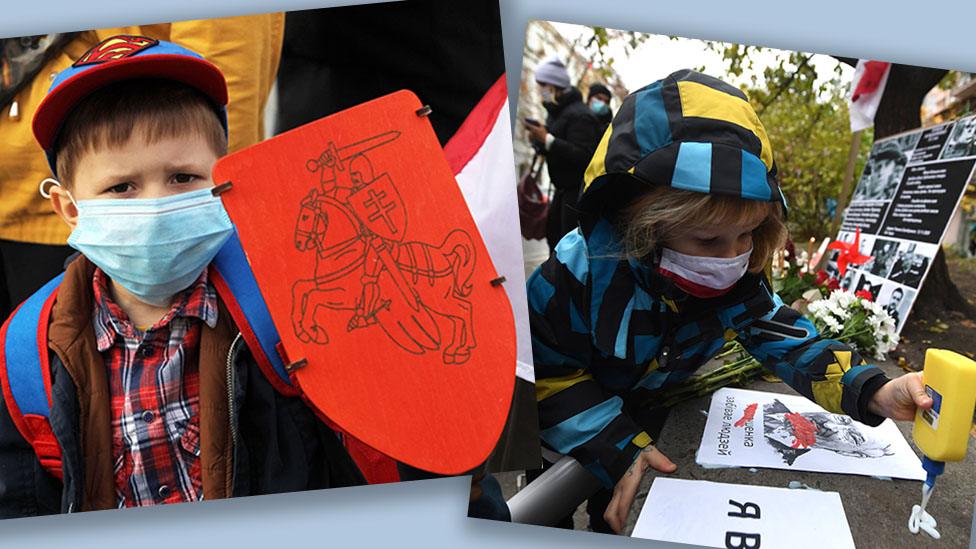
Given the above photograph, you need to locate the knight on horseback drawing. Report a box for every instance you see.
[291,132,478,364]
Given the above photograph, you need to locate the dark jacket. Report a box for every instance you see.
[275,0,504,145]
[0,256,364,518]
[592,104,612,134]
[541,87,602,250]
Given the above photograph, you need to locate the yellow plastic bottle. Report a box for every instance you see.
[913,348,976,463]
[908,349,976,538]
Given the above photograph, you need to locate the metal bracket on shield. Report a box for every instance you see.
[285,358,309,373]
[415,105,432,117]
[212,181,234,196]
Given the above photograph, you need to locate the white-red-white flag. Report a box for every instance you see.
[445,74,534,383]
[849,60,891,132]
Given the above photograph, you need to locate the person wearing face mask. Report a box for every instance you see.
[586,82,613,132]
[0,36,363,518]
[0,17,283,323]
[524,70,933,534]
[525,56,602,252]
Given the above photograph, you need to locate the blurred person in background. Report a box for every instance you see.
[587,82,613,132]
[523,56,601,252]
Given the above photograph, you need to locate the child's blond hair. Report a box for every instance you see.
[617,183,787,273]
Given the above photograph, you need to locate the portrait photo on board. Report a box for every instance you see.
[887,242,931,288]
[865,237,899,278]
[850,138,913,202]
[876,284,916,332]
[853,272,883,301]
[939,115,976,160]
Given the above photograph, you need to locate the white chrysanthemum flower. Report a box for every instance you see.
[834,290,855,309]
[808,288,902,360]
[807,300,826,316]
[826,300,850,321]
[823,315,843,335]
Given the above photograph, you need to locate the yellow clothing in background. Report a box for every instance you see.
[0,14,284,245]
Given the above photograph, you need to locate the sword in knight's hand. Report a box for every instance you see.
[370,238,423,312]
[337,131,401,163]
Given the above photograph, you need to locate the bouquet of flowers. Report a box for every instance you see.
[806,289,899,360]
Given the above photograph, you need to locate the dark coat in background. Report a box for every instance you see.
[542,87,602,251]
[275,0,504,145]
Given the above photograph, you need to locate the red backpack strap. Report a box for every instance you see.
[0,274,65,479]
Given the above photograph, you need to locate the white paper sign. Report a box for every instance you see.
[633,478,856,549]
[696,388,925,481]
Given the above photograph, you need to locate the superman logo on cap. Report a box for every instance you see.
[73,35,159,67]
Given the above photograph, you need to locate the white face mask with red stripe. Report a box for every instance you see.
[658,247,752,298]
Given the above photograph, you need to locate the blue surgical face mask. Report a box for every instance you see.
[66,187,234,306]
[590,98,609,115]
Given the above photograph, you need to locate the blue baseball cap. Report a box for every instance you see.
[32,35,228,175]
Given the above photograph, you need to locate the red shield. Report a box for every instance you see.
[213,90,516,474]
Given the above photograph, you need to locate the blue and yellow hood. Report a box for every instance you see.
[578,69,787,220]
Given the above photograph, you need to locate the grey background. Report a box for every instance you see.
[3,0,976,547]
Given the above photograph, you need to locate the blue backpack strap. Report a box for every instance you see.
[211,230,298,396]
[0,273,65,479]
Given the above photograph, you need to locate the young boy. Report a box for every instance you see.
[0,35,363,517]
[527,69,933,534]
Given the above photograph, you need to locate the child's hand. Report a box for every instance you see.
[867,372,933,421]
[603,444,677,534]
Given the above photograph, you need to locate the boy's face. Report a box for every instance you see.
[663,212,763,259]
[51,129,219,228]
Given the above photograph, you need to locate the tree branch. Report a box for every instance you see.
[757,55,812,114]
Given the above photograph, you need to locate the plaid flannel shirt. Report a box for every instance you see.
[92,268,218,507]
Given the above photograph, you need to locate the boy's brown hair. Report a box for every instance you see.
[55,78,227,186]
[617,184,788,273]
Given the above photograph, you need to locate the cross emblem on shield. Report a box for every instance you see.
[349,174,407,241]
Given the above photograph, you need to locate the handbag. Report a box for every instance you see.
[517,154,548,241]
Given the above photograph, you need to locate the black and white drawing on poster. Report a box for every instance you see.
[632,478,856,549]
[696,388,925,480]
[835,116,976,336]
[763,398,894,465]
[939,115,976,160]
